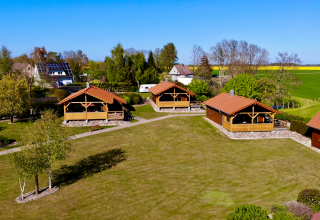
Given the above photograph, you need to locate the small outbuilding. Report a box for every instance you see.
[149,81,196,110]
[204,92,280,132]
[306,111,320,149]
[58,85,127,123]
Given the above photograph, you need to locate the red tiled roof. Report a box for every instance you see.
[148,81,196,96]
[174,64,193,75]
[307,110,320,130]
[204,92,280,115]
[58,85,126,105]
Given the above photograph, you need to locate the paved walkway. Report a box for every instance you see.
[0,114,204,156]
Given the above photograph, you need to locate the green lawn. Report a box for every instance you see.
[132,104,169,119]
[0,120,115,151]
[1,116,320,219]
[137,92,151,99]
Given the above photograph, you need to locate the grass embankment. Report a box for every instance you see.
[283,102,320,121]
[0,120,115,151]
[1,116,320,219]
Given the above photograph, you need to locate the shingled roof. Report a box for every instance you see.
[307,111,320,130]
[204,92,280,115]
[174,64,193,75]
[148,81,196,96]
[58,85,126,105]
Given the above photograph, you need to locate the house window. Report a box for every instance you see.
[226,115,230,123]
[209,108,212,114]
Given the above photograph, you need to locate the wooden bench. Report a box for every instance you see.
[89,125,102,132]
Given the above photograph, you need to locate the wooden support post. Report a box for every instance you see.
[252,105,254,124]
[85,94,88,120]
[64,103,66,120]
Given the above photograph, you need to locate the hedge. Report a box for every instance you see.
[65,82,137,92]
[275,112,307,123]
[290,120,310,136]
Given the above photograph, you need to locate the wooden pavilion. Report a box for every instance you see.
[306,111,320,149]
[58,85,127,123]
[148,81,196,110]
[204,92,280,132]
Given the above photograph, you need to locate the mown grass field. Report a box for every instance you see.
[0,120,115,151]
[1,116,320,219]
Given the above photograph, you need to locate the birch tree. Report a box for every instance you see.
[25,110,73,189]
[6,150,31,199]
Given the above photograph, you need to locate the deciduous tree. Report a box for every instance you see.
[222,74,259,99]
[64,50,89,82]
[160,43,178,71]
[188,78,209,97]
[0,73,30,123]
[24,110,73,189]
[270,52,302,107]
[190,45,205,73]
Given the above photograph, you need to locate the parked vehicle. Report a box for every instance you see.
[139,84,157,92]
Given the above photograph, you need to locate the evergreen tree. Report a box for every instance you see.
[148,51,156,68]
[0,46,13,78]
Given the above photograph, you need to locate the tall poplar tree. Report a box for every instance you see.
[0,46,13,78]
[160,43,178,71]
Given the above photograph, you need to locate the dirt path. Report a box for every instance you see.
[0,114,204,156]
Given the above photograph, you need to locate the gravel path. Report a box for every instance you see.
[203,117,320,154]
[0,114,204,156]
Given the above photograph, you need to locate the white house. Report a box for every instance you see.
[168,64,194,85]
[34,62,74,87]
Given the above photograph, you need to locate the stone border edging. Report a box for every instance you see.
[203,117,320,154]
[15,186,60,203]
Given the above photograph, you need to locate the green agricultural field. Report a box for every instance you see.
[1,116,320,219]
[290,71,320,100]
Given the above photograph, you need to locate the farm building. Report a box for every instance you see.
[149,81,196,110]
[306,111,320,149]
[204,92,280,132]
[58,85,127,123]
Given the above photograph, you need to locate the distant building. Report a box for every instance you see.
[307,111,320,149]
[12,63,34,78]
[34,62,74,87]
[168,64,194,85]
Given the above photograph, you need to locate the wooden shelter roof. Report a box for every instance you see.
[307,110,320,130]
[204,92,280,115]
[58,85,126,105]
[148,81,196,96]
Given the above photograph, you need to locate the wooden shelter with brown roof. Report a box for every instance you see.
[307,110,320,149]
[148,81,196,110]
[204,92,280,132]
[58,85,127,123]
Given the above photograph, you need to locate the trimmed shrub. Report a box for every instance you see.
[31,86,50,98]
[290,120,310,136]
[52,89,68,102]
[226,204,269,220]
[312,204,320,213]
[0,135,9,146]
[297,189,320,207]
[133,97,141,105]
[65,82,133,92]
[283,201,313,220]
[31,100,63,116]
[287,114,297,122]
[197,95,208,102]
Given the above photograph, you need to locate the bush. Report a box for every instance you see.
[271,204,287,214]
[31,86,50,98]
[290,120,310,136]
[52,89,68,102]
[312,204,320,213]
[133,96,141,105]
[31,100,63,116]
[118,93,142,105]
[283,201,313,220]
[297,189,320,207]
[272,211,298,220]
[226,204,269,220]
[0,135,9,146]
[287,114,297,122]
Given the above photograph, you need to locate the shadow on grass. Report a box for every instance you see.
[53,148,126,187]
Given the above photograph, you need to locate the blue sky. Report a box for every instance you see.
[1,0,319,64]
